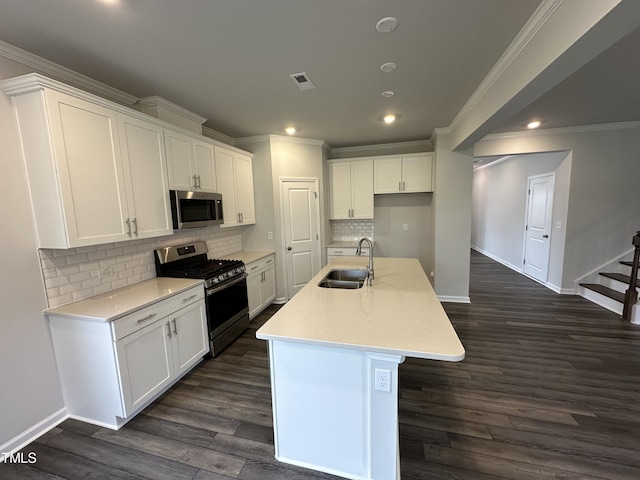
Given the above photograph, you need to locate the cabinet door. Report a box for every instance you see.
[247,270,263,320]
[329,161,352,219]
[193,139,217,192]
[118,115,172,239]
[261,263,276,307]
[171,301,209,376]
[165,129,195,191]
[214,146,239,227]
[115,319,174,417]
[235,153,256,225]
[47,91,131,246]
[373,157,402,194]
[350,160,374,219]
[403,154,433,193]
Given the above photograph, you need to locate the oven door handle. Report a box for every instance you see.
[206,273,247,295]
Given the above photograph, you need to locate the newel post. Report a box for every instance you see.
[622,230,640,320]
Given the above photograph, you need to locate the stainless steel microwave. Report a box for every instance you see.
[170,190,223,229]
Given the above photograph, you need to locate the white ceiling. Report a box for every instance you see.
[0,0,638,148]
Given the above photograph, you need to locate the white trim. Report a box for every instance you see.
[0,40,137,105]
[235,134,326,147]
[573,247,635,289]
[473,155,516,170]
[437,295,471,304]
[330,140,432,156]
[201,126,235,146]
[273,297,287,304]
[449,0,564,132]
[137,95,207,125]
[546,282,574,294]
[0,407,68,461]
[481,121,640,142]
[579,286,623,315]
[471,245,523,274]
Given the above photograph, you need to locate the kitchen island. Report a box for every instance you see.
[256,257,464,480]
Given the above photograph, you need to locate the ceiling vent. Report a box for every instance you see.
[289,72,316,91]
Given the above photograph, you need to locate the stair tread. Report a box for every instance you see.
[580,283,625,303]
[599,272,639,284]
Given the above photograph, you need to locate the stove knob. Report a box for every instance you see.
[211,277,219,284]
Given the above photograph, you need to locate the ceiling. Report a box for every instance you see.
[0,1,638,148]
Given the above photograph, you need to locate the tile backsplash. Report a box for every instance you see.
[40,227,242,308]
[330,219,374,242]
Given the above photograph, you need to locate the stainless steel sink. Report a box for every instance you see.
[317,269,368,289]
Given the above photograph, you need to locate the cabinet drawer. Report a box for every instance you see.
[246,255,275,274]
[112,285,204,340]
[327,247,369,257]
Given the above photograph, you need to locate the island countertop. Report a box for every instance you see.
[256,257,465,361]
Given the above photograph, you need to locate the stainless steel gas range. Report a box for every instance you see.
[154,241,249,356]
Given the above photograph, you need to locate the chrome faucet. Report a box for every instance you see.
[356,237,374,285]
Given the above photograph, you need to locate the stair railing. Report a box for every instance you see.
[622,230,640,320]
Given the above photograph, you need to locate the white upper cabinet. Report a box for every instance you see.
[164,129,217,192]
[328,159,374,220]
[374,153,434,194]
[214,146,255,227]
[0,74,175,248]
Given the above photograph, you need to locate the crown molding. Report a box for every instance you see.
[137,95,207,125]
[448,0,564,132]
[0,40,138,106]
[201,126,235,146]
[235,134,326,147]
[482,121,640,141]
[330,139,432,156]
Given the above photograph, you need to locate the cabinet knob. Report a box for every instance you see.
[287,246,292,251]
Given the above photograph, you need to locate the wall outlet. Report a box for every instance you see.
[375,368,391,392]
[403,224,409,231]
[267,231,273,240]
[99,266,114,278]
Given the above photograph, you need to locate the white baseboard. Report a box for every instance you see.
[438,295,471,303]
[471,246,523,274]
[274,297,287,304]
[546,282,575,295]
[0,407,68,462]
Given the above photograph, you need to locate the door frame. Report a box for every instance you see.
[522,172,555,284]
[279,177,322,301]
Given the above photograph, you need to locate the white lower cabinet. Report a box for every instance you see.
[246,255,276,319]
[48,284,207,429]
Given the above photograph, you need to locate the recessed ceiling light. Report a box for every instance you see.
[285,127,296,135]
[527,121,541,129]
[376,17,398,33]
[383,114,396,124]
[380,62,397,73]
[381,90,395,98]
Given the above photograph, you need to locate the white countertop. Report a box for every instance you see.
[256,257,465,361]
[43,277,203,322]
[220,250,274,265]
[327,241,373,248]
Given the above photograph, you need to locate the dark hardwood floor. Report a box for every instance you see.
[3,250,640,479]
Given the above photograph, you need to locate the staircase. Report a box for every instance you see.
[579,231,640,319]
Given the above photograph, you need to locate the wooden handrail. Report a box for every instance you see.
[622,230,640,320]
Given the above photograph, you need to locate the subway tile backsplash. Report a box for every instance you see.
[330,219,374,242]
[40,227,242,308]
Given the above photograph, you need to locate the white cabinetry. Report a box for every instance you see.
[0,74,172,248]
[48,283,207,429]
[374,153,434,194]
[246,254,276,319]
[215,146,256,227]
[164,129,217,192]
[327,246,370,263]
[328,159,374,220]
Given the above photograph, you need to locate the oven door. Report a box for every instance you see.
[206,274,249,338]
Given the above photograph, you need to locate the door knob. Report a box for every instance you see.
[543,235,549,238]
[287,246,292,251]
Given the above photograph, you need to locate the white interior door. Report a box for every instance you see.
[282,180,321,299]
[523,173,554,283]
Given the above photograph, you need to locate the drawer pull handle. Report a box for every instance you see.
[266,259,273,264]
[334,250,343,254]
[172,318,178,335]
[182,294,197,302]
[136,313,157,324]
[251,265,259,271]
[166,321,172,338]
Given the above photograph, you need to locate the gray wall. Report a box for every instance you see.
[475,124,640,290]
[0,57,66,452]
[471,151,571,291]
